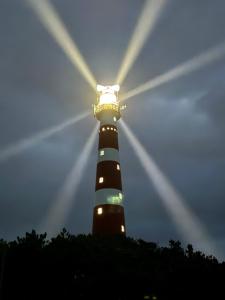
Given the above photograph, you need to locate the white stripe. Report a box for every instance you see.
[95,188,124,206]
[98,148,120,163]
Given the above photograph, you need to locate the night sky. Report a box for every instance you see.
[0,0,225,259]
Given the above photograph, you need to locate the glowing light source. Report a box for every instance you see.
[99,94,117,105]
[116,0,166,85]
[121,225,125,232]
[122,42,225,101]
[113,85,120,92]
[99,177,104,183]
[96,85,104,92]
[39,124,98,236]
[97,85,120,105]
[94,85,121,117]
[97,84,120,93]
[0,111,90,164]
[93,84,121,119]
[26,0,96,89]
[107,192,123,204]
[97,207,103,215]
[120,119,221,257]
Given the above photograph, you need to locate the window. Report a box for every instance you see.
[97,207,103,215]
[111,127,113,130]
[100,150,104,156]
[107,127,110,130]
[121,225,125,232]
[113,117,117,122]
[119,193,123,200]
[117,164,120,170]
[99,177,104,183]
[102,127,105,131]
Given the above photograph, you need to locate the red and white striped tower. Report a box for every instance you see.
[92,85,126,236]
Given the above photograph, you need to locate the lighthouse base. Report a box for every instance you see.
[92,204,125,236]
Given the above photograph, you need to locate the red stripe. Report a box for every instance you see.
[92,204,125,236]
[95,161,122,190]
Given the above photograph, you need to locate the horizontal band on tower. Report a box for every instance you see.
[95,188,123,206]
[96,161,122,191]
[98,148,120,163]
[98,125,119,150]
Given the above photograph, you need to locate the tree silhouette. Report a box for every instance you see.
[0,230,224,299]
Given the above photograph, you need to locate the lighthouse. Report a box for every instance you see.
[92,84,126,236]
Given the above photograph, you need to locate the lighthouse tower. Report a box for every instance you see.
[92,84,126,236]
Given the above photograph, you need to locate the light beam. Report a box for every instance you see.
[26,0,96,90]
[120,119,221,258]
[0,111,90,163]
[116,0,166,85]
[122,42,225,101]
[40,124,98,236]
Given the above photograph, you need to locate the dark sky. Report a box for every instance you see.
[0,0,225,259]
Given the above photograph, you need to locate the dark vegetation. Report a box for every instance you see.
[0,229,224,300]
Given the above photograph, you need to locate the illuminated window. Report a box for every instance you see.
[117,164,120,170]
[114,128,116,132]
[107,193,123,204]
[102,127,105,131]
[113,117,117,122]
[121,225,125,232]
[100,150,104,156]
[99,177,104,183]
[97,207,103,215]
[111,127,113,130]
